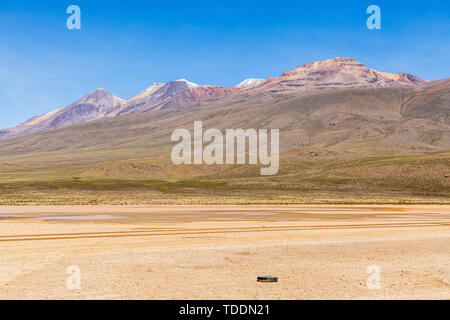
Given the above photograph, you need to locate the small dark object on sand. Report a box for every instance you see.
[257,276,278,282]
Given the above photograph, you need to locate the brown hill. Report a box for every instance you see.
[0,57,428,141]
[0,88,125,140]
[257,57,427,94]
[0,77,447,158]
[118,81,241,114]
[0,71,447,204]
[0,80,240,140]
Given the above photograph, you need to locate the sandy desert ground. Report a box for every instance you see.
[0,205,449,300]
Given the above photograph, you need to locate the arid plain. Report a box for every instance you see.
[0,205,449,299]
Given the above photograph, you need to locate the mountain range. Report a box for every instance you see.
[0,56,448,204]
[0,57,432,141]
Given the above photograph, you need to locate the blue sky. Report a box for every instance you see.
[0,0,449,128]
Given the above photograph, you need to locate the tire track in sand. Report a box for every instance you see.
[0,221,449,242]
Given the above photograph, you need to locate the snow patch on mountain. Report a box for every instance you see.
[236,78,265,89]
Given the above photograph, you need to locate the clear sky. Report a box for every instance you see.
[0,0,449,128]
